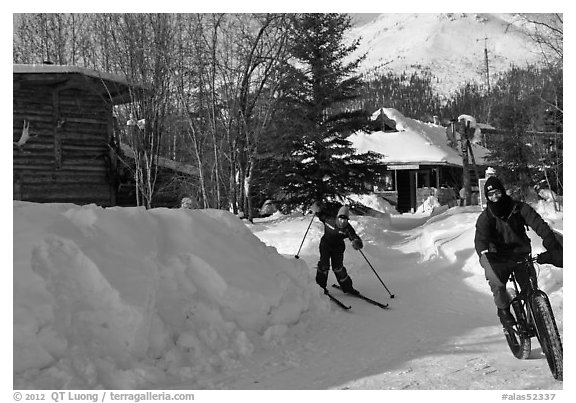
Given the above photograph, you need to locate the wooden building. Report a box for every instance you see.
[13,64,143,206]
[350,108,490,213]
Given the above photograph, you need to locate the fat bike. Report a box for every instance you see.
[503,255,562,380]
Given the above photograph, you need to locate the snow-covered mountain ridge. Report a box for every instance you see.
[349,13,544,96]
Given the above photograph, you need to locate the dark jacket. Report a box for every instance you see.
[317,211,361,247]
[474,201,559,257]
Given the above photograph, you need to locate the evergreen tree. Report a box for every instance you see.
[359,70,443,122]
[440,82,489,123]
[260,13,381,208]
[483,65,562,197]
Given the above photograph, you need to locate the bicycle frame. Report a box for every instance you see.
[508,256,538,339]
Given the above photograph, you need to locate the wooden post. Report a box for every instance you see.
[52,90,62,170]
[460,121,471,205]
[467,141,480,186]
[464,122,481,206]
[106,107,117,206]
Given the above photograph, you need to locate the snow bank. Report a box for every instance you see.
[534,200,563,235]
[393,206,480,262]
[13,201,323,389]
[392,204,563,326]
[349,193,396,216]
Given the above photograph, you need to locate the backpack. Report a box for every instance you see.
[486,202,531,253]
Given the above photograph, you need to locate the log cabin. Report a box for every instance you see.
[13,63,143,206]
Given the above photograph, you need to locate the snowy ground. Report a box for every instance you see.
[11,195,566,397]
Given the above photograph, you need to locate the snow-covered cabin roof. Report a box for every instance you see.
[349,108,489,167]
[13,64,147,104]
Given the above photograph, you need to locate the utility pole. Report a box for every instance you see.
[478,35,491,92]
[478,35,492,124]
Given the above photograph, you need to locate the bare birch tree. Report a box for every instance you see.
[103,13,177,208]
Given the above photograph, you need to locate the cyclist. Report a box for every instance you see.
[474,176,563,327]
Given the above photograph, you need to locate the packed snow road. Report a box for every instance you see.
[230,209,563,390]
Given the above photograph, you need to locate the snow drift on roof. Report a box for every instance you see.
[350,108,489,166]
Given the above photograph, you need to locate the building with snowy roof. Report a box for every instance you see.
[349,108,490,212]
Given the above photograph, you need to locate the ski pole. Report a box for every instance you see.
[295,214,315,259]
[359,249,395,298]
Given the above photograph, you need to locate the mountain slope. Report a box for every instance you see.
[349,13,543,96]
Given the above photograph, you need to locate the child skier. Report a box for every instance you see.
[310,202,363,294]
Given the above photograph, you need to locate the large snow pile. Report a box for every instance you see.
[13,201,324,389]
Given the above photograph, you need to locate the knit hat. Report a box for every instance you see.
[337,205,350,219]
[484,176,513,218]
[484,176,506,195]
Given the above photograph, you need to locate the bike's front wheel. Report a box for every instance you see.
[530,290,563,380]
[504,289,531,359]
[504,301,532,360]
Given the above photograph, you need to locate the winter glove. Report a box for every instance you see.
[537,248,563,267]
[352,239,363,250]
[536,251,551,264]
[308,202,321,214]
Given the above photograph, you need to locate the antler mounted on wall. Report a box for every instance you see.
[14,120,37,151]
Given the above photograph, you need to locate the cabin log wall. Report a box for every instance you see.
[13,78,116,206]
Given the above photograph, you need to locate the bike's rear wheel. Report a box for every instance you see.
[505,297,531,359]
[530,290,563,380]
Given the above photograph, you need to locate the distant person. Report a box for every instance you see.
[180,197,193,209]
[474,177,563,327]
[485,166,497,179]
[309,202,363,294]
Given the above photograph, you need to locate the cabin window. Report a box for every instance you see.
[374,171,395,192]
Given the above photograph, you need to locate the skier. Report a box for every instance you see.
[309,202,363,294]
[474,176,563,327]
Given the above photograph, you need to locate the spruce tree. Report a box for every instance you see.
[261,13,381,209]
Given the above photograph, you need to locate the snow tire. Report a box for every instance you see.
[529,290,563,381]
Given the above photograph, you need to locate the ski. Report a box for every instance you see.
[332,284,389,309]
[323,288,351,310]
